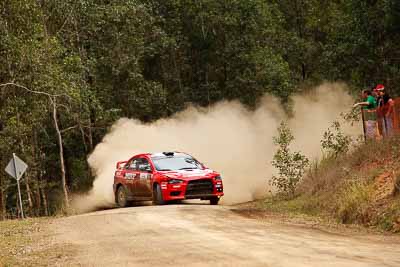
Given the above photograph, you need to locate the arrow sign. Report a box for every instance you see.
[5,154,28,180]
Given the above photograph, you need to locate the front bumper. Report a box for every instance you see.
[161,178,224,201]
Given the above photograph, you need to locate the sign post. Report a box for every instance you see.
[5,153,28,219]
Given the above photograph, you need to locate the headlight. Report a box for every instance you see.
[168,179,183,184]
[214,175,222,180]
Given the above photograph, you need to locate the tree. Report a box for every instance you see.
[0,83,75,209]
[145,0,294,106]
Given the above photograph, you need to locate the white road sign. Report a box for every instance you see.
[4,153,27,219]
[5,153,28,180]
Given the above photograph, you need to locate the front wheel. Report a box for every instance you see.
[153,184,166,205]
[210,197,219,205]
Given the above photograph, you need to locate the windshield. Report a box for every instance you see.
[153,156,203,171]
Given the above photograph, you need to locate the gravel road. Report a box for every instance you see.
[50,204,400,267]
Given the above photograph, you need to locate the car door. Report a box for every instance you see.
[124,158,140,195]
[136,157,153,197]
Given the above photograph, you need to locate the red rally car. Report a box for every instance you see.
[113,152,224,207]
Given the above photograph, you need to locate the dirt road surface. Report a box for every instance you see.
[49,204,400,267]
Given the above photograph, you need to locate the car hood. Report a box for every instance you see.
[159,169,217,180]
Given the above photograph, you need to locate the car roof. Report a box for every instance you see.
[131,153,152,158]
[127,152,191,161]
[150,152,190,158]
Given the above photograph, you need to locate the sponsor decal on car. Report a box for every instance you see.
[140,173,152,179]
[125,173,135,179]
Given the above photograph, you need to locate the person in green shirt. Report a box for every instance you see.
[354,90,377,110]
[353,90,378,139]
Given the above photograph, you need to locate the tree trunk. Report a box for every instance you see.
[24,175,33,215]
[294,0,307,81]
[32,130,42,216]
[22,137,33,215]
[88,118,94,152]
[0,175,5,220]
[79,121,88,153]
[51,96,69,209]
[34,177,41,216]
[41,186,49,216]
[86,118,94,180]
[301,63,307,81]
[172,48,183,97]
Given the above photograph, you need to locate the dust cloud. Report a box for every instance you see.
[71,82,360,213]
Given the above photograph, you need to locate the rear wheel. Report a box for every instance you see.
[117,186,128,207]
[210,197,219,205]
[153,184,166,205]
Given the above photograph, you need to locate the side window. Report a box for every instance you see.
[137,158,151,172]
[126,159,139,170]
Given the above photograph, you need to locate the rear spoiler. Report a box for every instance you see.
[116,161,128,169]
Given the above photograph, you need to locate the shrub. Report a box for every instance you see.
[321,121,352,158]
[271,122,309,198]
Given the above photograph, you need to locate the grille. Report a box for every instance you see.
[186,179,213,195]
[170,191,181,196]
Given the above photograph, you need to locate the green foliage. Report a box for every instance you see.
[321,121,352,157]
[271,122,309,197]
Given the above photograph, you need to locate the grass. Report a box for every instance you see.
[336,180,375,224]
[261,195,323,217]
[0,217,75,266]
[0,218,42,266]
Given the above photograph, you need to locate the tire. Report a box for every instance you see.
[116,186,128,208]
[153,184,166,205]
[210,197,219,205]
